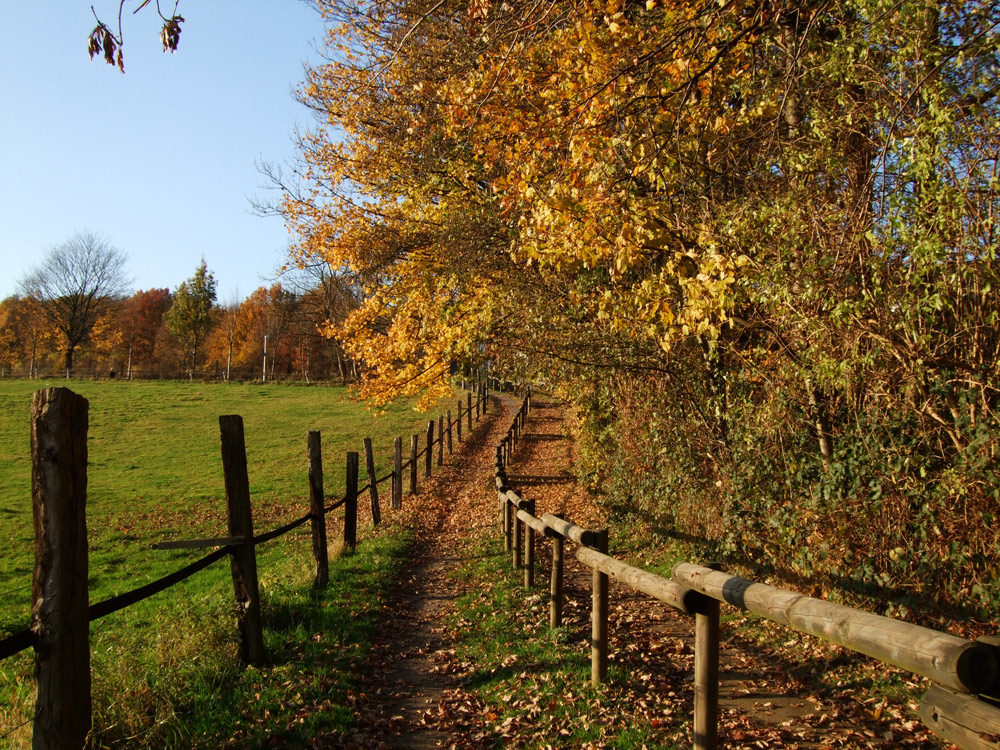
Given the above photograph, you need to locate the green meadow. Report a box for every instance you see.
[0,378,446,748]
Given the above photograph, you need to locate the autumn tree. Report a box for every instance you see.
[166,260,217,378]
[100,288,173,378]
[20,231,130,377]
[0,295,49,377]
[280,0,1000,619]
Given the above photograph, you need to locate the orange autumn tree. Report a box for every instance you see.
[282,0,805,404]
[282,0,1000,622]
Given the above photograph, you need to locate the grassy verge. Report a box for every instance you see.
[450,531,684,749]
[0,378,450,748]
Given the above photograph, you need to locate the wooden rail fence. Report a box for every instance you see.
[0,377,490,749]
[493,386,1000,750]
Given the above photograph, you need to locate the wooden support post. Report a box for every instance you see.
[467,392,473,430]
[409,434,418,494]
[308,430,329,587]
[437,415,444,466]
[344,451,358,551]
[457,400,463,442]
[31,387,91,750]
[446,411,453,454]
[591,529,609,685]
[504,495,513,552]
[219,414,266,666]
[476,390,481,419]
[692,561,722,750]
[425,420,434,477]
[392,436,403,509]
[512,505,522,571]
[694,597,721,750]
[363,437,381,526]
[523,499,535,588]
[550,513,564,629]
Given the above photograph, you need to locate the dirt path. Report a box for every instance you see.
[310,394,946,749]
[312,394,512,749]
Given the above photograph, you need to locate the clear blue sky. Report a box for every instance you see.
[0,2,325,302]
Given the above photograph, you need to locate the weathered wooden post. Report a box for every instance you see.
[693,563,722,750]
[523,499,535,589]
[476,389,481,419]
[512,502,522,571]
[392,436,403,509]
[363,437,381,526]
[446,411,453,454]
[31,387,91,750]
[467,392,473,429]
[437,415,444,466]
[409,434,418,494]
[504,496,513,552]
[219,414,266,666]
[591,529,610,685]
[308,430,329,587]
[425,420,434,477]
[344,451,358,551]
[550,513,564,629]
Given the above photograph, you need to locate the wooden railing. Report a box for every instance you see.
[493,388,1000,750]
[0,378,490,750]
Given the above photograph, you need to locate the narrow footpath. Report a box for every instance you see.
[311,394,947,749]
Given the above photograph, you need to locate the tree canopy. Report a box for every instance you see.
[278,0,1000,618]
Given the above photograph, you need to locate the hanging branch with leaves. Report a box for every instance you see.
[88,0,185,73]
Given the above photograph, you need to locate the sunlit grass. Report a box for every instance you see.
[0,378,446,748]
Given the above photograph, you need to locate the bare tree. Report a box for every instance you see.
[20,232,130,377]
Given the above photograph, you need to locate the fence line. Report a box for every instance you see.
[492,386,1000,750]
[2,372,491,749]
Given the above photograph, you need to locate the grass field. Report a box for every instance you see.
[0,378,451,748]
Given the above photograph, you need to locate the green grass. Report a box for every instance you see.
[0,378,450,748]
[0,378,435,634]
[450,532,683,748]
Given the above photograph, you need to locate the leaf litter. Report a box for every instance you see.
[306,395,953,749]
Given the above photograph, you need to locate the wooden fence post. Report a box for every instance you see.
[363,437,381,526]
[476,389,481,419]
[591,529,609,685]
[457,400,463,442]
[468,392,473,429]
[31,387,91,750]
[425,420,434,477]
[393,436,403,509]
[504,496,513,552]
[219,415,266,666]
[512,504,522,571]
[410,434,418,494]
[694,564,722,750]
[550,513,564,629]
[438,415,444,466]
[446,411,453,454]
[308,430,329,587]
[523,499,535,589]
[344,451,358,551]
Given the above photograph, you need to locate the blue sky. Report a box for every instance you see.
[0,2,325,302]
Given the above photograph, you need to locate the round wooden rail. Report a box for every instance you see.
[516,508,557,538]
[577,547,699,614]
[672,563,997,694]
[540,512,596,547]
